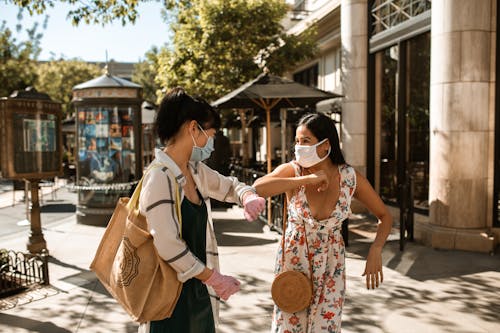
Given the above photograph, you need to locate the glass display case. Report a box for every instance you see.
[0,88,62,179]
[0,87,63,253]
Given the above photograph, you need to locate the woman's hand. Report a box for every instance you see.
[242,193,266,221]
[362,245,384,289]
[202,269,241,301]
[306,170,329,192]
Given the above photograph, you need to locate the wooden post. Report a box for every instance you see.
[280,108,287,164]
[26,180,48,254]
[266,107,272,174]
[238,109,249,167]
[266,107,272,226]
[252,97,281,227]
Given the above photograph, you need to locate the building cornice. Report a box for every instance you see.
[287,0,341,36]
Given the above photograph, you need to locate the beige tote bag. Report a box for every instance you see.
[90,167,183,322]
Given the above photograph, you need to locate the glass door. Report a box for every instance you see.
[374,32,430,212]
[376,45,398,205]
[406,33,430,211]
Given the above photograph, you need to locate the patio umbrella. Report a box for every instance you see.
[212,71,341,225]
[212,70,341,174]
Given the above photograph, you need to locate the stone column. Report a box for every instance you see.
[341,0,368,175]
[427,0,496,252]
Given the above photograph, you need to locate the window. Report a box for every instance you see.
[371,0,431,36]
[293,64,319,88]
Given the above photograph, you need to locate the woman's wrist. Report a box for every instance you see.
[299,174,314,185]
[196,267,213,282]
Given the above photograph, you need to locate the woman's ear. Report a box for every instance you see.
[187,120,198,134]
[324,139,331,152]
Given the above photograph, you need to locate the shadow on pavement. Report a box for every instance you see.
[40,203,76,213]
[213,219,278,247]
[347,238,500,281]
[0,313,72,332]
[340,214,500,332]
[346,214,500,281]
[217,273,274,333]
[342,269,500,332]
[218,314,272,333]
[48,255,119,300]
[1,280,137,333]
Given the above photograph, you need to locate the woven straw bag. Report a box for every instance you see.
[271,270,313,313]
[90,166,183,322]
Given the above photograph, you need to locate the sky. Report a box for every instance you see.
[1,1,170,63]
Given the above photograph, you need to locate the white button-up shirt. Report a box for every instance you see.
[138,148,254,327]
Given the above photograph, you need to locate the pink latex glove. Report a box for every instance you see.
[243,193,266,221]
[203,270,241,301]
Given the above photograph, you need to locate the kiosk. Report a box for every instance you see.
[0,87,62,253]
[72,71,142,225]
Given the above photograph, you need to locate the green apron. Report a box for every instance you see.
[150,193,215,333]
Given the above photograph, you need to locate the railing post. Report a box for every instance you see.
[399,174,415,251]
[408,176,414,241]
[41,249,50,285]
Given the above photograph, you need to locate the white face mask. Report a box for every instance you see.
[294,138,331,168]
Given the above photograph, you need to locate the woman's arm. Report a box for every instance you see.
[253,163,328,198]
[196,162,256,205]
[139,168,205,283]
[353,170,393,289]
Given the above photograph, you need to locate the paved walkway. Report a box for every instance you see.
[0,185,499,332]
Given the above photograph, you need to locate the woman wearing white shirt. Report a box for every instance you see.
[138,87,265,333]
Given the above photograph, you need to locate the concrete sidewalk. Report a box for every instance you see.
[0,187,499,332]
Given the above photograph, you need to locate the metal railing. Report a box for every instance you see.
[0,249,49,298]
[399,175,415,251]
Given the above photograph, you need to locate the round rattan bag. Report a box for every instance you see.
[271,270,312,313]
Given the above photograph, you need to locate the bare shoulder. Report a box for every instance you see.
[354,168,365,180]
[352,169,378,198]
[269,162,296,178]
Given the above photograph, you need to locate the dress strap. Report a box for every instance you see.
[339,164,357,198]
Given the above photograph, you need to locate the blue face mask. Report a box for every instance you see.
[190,124,215,162]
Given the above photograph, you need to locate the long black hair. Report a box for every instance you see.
[155,87,221,144]
[297,112,345,165]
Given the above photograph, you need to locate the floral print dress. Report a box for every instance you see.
[271,162,356,333]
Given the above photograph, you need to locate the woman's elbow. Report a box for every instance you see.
[252,178,269,198]
[252,180,264,197]
[378,208,393,226]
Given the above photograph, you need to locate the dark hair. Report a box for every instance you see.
[155,87,221,144]
[297,112,345,165]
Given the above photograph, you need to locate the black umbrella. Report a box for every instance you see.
[212,70,341,174]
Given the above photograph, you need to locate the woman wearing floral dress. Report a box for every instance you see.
[253,113,392,332]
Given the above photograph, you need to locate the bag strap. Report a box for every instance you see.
[280,196,313,278]
[127,163,183,237]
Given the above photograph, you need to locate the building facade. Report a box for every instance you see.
[286,0,498,252]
